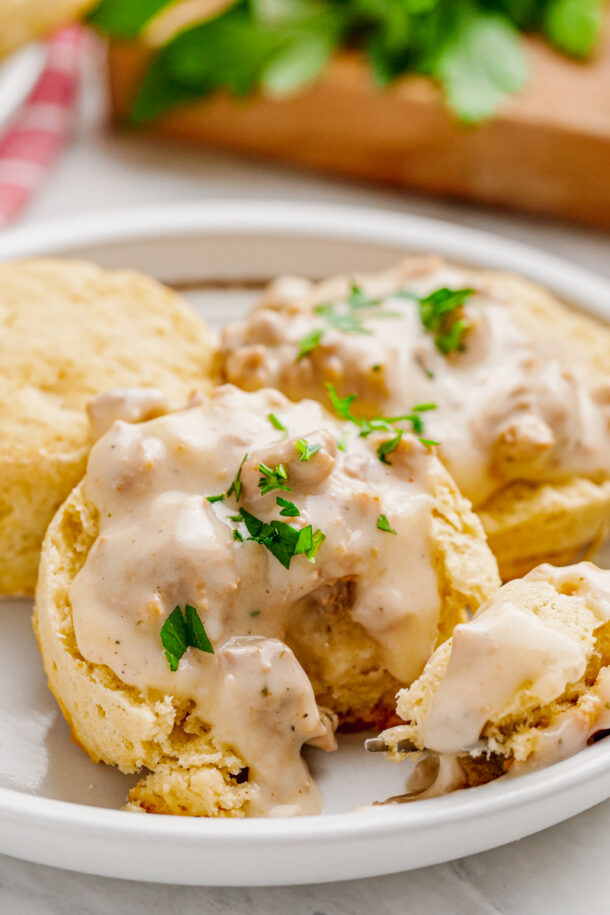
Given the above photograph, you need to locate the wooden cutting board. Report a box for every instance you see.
[107,27,610,229]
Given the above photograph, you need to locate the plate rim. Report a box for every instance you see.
[0,199,608,319]
[0,199,609,882]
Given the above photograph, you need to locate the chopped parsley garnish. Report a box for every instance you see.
[326,384,359,424]
[233,529,244,541]
[377,431,403,465]
[346,284,383,310]
[295,438,321,462]
[239,508,325,569]
[297,327,324,359]
[258,462,291,496]
[377,514,397,535]
[336,430,349,452]
[160,604,214,672]
[315,303,368,335]
[268,413,286,432]
[325,383,438,456]
[412,403,437,413]
[307,529,326,562]
[227,452,248,501]
[309,283,397,342]
[207,453,248,504]
[418,286,474,354]
[250,610,261,618]
[276,496,300,517]
[294,526,313,555]
[435,318,470,355]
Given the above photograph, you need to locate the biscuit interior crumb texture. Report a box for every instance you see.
[394,563,610,788]
[0,258,217,595]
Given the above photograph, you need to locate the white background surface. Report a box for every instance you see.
[1,57,609,913]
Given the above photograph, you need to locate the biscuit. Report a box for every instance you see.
[0,258,217,595]
[222,257,610,579]
[378,562,610,798]
[34,385,499,816]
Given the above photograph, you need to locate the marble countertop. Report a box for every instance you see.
[1,69,609,914]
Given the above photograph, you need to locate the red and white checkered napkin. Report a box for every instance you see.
[0,26,84,228]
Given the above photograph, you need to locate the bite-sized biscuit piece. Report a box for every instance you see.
[0,0,93,59]
[377,563,610,799]
[34,385,499,816]
[221,258,610,579]
[0,258,217,595]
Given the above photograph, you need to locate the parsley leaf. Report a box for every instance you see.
[417,286,474,355]
[346,283,383,310]
[268,413,287,432]
[88,0,171,38]
[336,430,349,452]
[418,287,474,331]
[377,431,403,465]
[314,283,392,336]
[325,383,359,423]
[377,514,397,535]
[207,453,248,505]
[435,318,470,355]
[315,302,369,335]
[239,508,324,569]
[297,327,324,360]
[226,453,248,502]
[90,0,603,125]
[294,525,326,561]
[277,496,300,517]
[326,384,438,453]
[262,24,338,96]
[130,3,290,123]
[160,604,214,671]
[258,462,291,495]
[295,438,322,462]
[294,525,313,555]
[544,0,604,58]
[307,529,326,562]
[432,12,527,123]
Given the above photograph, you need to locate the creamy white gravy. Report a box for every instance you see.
[87,387,172,439]
[423,563,610,754]
[71,384,446,815]
[222,260,610,506]
[390,563,610,798]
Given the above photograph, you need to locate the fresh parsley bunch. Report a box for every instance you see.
[89,0,605,123]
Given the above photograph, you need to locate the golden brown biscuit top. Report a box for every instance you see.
[0,258,216,459]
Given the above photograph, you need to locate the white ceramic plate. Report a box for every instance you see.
[0,44,45,129]
[0,201,609,886]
